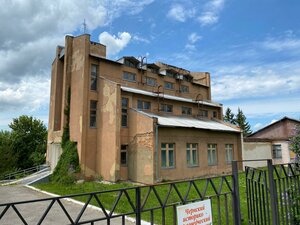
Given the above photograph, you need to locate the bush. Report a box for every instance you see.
[51,140,80,184]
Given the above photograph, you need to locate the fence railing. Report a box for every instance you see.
[0,174,239,225]
[0,164,49,181]
[245,161,300,225]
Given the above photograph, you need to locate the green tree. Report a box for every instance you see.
[235,108,252,136]
[0,131,16,175]
[9,115,47,169]
[224,107,235,124]
[290,125,300,161]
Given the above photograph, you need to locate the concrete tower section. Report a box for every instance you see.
[47,34,242,184]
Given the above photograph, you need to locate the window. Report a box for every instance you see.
[272,144,282,159]
[123,71,136,82]
[160,103,173,113]
[213,111,218,118]
[199,110,208,117]
[137,100,151,110]
[161,143,175,168]
[180,85,189,93]
[166,71,176,78]
[187,143,198,166]
[124,59,137,68]
[182,106,192,115]
[146,77,157,86]
[121,145,128,166]
[225,144,233,164]
[208,144,217,166]
[164,81,174,90]
[90,100,97,128]
[90,64,98,90]
[122,98,128,127]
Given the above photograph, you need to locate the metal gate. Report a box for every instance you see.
[245,160,300,225]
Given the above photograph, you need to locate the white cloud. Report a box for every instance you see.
[132,35,150,44]
[0,77,50,112]
[0,0,153,129]
[262,37,300,52]
[167,4,196,22]
[185,33,202,51]
[254,123,263,130]
[212,72,300,101]
[198,0,225,26]
[99,32,132,56]
[188,33,202,44]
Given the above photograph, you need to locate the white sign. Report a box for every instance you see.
[176,199,213,225]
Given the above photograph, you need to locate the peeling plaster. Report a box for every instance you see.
[72,50,84,72]
[102,84,117,125]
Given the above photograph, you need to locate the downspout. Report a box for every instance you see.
[155,122,159,182]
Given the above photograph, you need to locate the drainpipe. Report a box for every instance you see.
[155,122,159,182]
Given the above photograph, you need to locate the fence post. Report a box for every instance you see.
[232,160,242,225]
[267,159,279,225]
[136,187,141,225]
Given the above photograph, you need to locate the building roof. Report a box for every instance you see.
[121,86,222,108]
[248,116,300,137]
[135,110,240,133]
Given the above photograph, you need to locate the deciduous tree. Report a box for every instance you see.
[9,115,47,169]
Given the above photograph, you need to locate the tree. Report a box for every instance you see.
[0,131,16,175]
[290,125,300,162]
[235,108,252,136]
[9,115,47,169]
[224,107,235,124]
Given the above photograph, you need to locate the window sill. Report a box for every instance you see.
[187,165,199,168]
[161,166,175,170]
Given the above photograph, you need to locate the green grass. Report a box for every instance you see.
[35,175,248,225]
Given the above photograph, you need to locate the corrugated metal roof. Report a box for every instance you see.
[121,86,221,107]
[136,110,240,133]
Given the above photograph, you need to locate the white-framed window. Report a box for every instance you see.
[161,143,175,168]
[225,144,233,164]
[180,85,189,93]
[123,71,136,82]
[90,100,97,128]
[146,77,157,86]
[160,103,173,113]
[272,144,282,159]
[182,106,192,115]
[121,98,128,127]
[137,100,151,110]
[164,81,174,90]
[121,145,128,166]
[208,144,217,166]
[187,143,198,166]
[90,64,98,91]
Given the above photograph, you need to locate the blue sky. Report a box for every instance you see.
[0,0,299,131]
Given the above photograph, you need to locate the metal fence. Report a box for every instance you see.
[245,160,300,225]
[0,174,240,225]
[0,165,49,181]
[0,161,299,225]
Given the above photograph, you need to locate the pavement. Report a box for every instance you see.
[0,184,137,225]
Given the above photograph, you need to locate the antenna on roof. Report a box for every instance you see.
[82,19,87,34]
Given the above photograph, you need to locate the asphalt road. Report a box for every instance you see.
[0,185,136,225]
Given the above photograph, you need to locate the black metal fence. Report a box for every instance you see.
[245,160,300,225]
[0,161,299,225]
[0,175,239,225]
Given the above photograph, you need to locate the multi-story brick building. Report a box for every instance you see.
[47,34,242,184]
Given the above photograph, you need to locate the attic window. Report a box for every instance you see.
[124,59,137,68]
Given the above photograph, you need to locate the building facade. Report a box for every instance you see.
[47,34,242,184]
[243,117,299,168]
